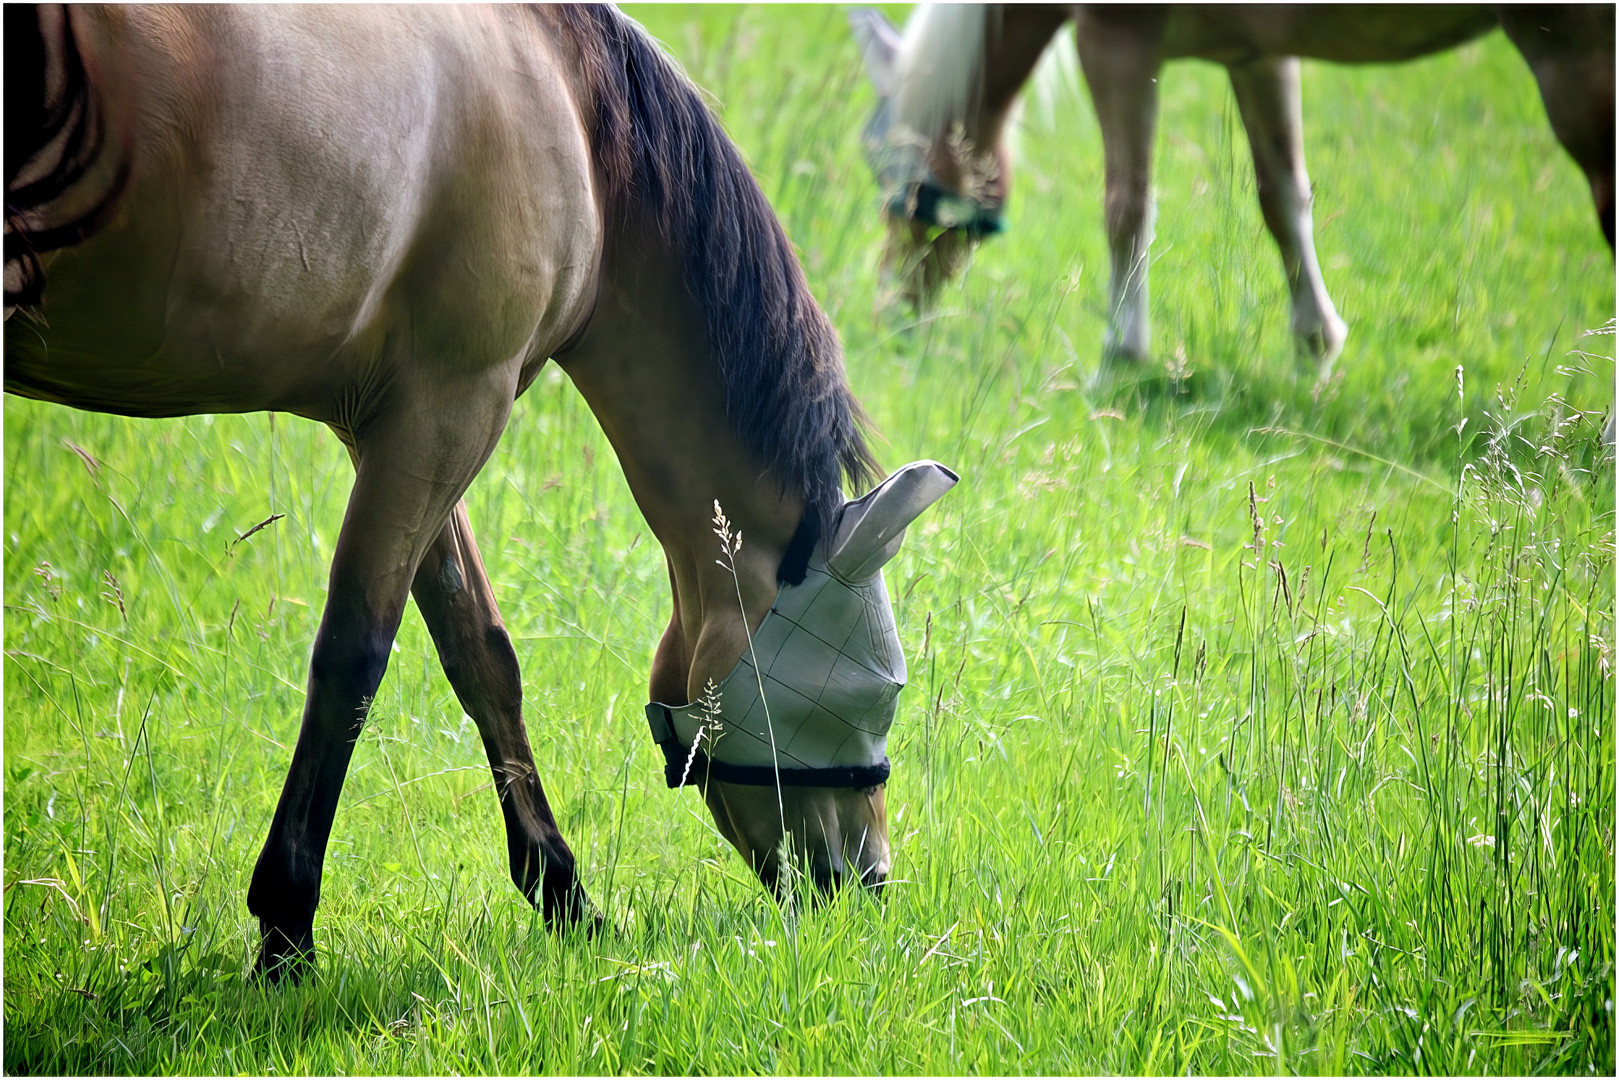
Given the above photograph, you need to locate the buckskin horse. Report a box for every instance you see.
[5,3,954,980]
[851,4,1615,364]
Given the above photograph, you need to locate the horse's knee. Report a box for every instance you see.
[1254,171,1312,228]
[1103,181,1152,245]
[307,621,393,703]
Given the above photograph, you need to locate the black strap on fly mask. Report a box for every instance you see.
[905,180,1005,239]
[645,508,894,790]
[646,701,892,789]
[862,108,1003,241]
[775,503,818,587]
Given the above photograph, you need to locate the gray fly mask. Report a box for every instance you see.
[646,460,958,788]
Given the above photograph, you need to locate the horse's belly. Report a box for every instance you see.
[1165,4,1499,64]
[4,304,346,419]
[4,212,393,419]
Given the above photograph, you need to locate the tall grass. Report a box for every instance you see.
[4,5,1612,1074]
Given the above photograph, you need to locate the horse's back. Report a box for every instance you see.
[5,5,599,422]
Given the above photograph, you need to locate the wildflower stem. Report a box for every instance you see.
[714,501,784,827]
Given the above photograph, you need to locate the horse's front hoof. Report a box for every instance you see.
[1101,338,1151,368]
[564,899,617,940]
[1294,314,1348,369]
[1088,350,1157,397]
[548,897,615,941]
[255,921,315,985]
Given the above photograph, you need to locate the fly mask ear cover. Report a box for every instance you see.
[646,460,958,788]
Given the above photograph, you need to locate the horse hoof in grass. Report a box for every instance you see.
[1294,314,1348,371]
[255,923,316,986]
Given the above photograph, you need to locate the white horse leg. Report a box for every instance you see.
[1077,17,1161,365]
[1228,57,1347,365]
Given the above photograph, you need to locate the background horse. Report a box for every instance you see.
[5,3,902,980]
[852,4,1615,365]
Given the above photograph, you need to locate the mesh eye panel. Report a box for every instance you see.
[661,564,906,771]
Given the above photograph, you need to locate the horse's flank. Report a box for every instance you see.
[5,5,602,428]
[1149,5,1501,65]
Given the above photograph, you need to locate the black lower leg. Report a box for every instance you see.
[410,508,597,931]
[248,614,391,982]
[496,769,595,927]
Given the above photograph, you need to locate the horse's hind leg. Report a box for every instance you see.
[1498,7,1616,248]
[247,389,513,981]
[1227,57,1347,367]
[1076,9,1164,365]
[409,501,595,928]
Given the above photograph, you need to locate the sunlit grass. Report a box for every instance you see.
[4,5,1613,1074]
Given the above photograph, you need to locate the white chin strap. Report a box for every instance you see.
[646,460,957,789]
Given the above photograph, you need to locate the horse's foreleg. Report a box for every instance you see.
[1227,57,1347,366]
[1498,7,1616,248]
[247,392,512,982]
[1076,11,1162,365]
[973,6,1073,180]
[409,501,595,928]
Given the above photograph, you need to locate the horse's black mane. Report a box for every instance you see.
[4,5,128,310]
[554,4,878,533]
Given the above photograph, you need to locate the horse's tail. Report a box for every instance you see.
[5,4,130,311]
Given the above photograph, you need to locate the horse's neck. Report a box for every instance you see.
[553,229,803,702]
[897,6,1065,148]
[894,4,990,142]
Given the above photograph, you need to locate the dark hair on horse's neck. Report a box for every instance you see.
[553,4,878,536]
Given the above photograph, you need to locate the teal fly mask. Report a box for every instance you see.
[646,460,957,788]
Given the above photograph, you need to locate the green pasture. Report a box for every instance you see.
[4,4,1613,1074]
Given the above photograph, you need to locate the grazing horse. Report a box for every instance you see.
[851,4,1615,365]
[5,4,946,980]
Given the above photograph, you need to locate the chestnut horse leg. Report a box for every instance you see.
[1076,9,1164,364]
[1497,6,1616,248]
[409,501,595,927]
[247,384,514,981]
[1227,56,1348,366]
